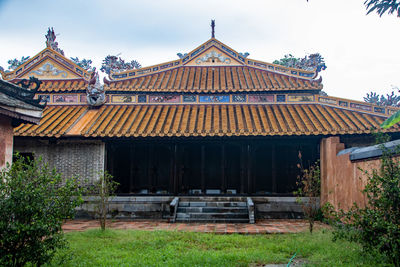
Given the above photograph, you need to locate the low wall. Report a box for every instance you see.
[76,196,314,220]
[253,197,315,219]
[78,196,174,220]
[320,136,395,211]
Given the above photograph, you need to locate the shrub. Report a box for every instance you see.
[0,156,83,266]
[331,139,400,267]
[295,152,321,233]
[88,171,119,231]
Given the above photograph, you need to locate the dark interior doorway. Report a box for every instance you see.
[106,138,319,196]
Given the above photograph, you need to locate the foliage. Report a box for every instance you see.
[100,55,141,75]
[364,88,400,107]
[273,53,327,73]
[6,56,30,71]
[47,229,390,266]
[88,171,119,231]
[381,109,400,129]
[0,156,83,267]
[365,0,400,17]
[295,152,321,233]
[70,57,95,72]
[331,137,400,267]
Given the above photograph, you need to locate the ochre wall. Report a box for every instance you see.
[0,115,14,169]
[320,136,381,211]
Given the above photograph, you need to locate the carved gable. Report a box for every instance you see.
[20,58,81,80]
[184,46,244,66]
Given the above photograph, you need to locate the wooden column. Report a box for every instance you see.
[201,144,205,193]
[221,144,226,192]
[271,143,277,193]
[172,144,178,195]
[240,144,245,194]
[129,144,135,193]
[147,144,153,193]
[247,143,252,194]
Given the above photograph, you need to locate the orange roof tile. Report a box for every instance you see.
[101,66,321,93]
[14,104,398,138]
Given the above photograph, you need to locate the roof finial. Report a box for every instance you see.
[211,19,215,38]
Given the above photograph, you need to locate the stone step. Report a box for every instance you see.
[179,197,248,202]
[176,212,249,219]
[177,207,248,213]
[175,218,249,223]
[179,201,247,207]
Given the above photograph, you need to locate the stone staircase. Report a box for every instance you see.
[170,197,254,223]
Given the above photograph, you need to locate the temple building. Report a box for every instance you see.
[2,27,399,220]
[0,78,44,169]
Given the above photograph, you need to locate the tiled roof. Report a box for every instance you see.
[28,66,321,93]
[14,104,397,138]
[36,79,87,92]
[105,66,322,93]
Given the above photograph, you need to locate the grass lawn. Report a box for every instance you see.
[47,229,391,267]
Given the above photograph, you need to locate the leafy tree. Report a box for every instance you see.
[331,135,400,267]
[89,171,119,231]
[295,152,321,233]
[0,156,83,267]
[365,0,400,17]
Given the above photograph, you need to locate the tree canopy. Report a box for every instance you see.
[365,0,400,17]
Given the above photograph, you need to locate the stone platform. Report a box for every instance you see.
[62,219,325,234]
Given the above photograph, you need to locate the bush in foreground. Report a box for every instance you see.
[0,156,83,266]
[331,139,400,267]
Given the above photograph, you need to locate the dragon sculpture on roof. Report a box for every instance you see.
[45,27,64,55]
[87,70,106,106]
[100,55,141,75]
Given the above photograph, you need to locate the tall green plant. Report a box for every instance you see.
[89,171,119,231]
[0,156,83,266]
[295,152,321,234]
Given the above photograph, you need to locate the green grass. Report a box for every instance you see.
[46,229,391,267]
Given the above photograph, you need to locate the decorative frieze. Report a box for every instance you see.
[35,92,398,117]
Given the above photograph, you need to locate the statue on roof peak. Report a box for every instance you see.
[45,27,64,55]
[211,19,215,38]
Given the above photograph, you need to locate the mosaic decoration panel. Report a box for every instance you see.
[288,95,314,102]
[183,95,197,102]
[53,95,78,103]
[350,103,372,112]
[277,95,286,102]
[199,95,230,103]
[248,95,273,103]
[111,95,136,103]
[149,95,180,103]
[232,95,246,102]
[319,97,337,105]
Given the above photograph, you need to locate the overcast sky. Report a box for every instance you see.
[0,0,399,101]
